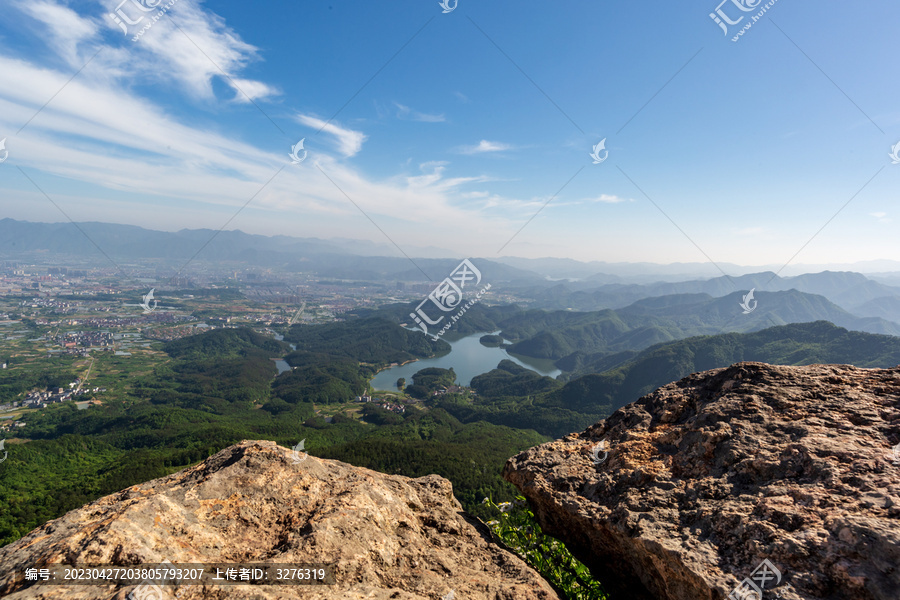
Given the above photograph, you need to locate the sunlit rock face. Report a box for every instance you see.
[0,440,560,600]
[505,362,900,600]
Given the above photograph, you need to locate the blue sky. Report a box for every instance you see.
[0,0,897,268]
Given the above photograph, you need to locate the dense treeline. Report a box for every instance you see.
[404,367,456,399]
[470,360,560,397]
[276,318,454,404]
[273,356,371,404]
[164,327,289,360]
[428,360,607,439]
[319,409,546,521]
[283,317,448,363]
[0,367,75,403]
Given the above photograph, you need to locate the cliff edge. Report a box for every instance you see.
[0,440,560,600]
[504,362,900,600]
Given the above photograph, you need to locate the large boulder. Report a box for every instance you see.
[504,362,900,600]
[1,440,560,600]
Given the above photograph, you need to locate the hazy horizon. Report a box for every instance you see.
[4,216,900,281]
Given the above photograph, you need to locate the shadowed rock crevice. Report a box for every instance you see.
[504,362,900,600]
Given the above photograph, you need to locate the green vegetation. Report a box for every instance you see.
[4,310,900,597]
[405,367,456,399]
[558,321,900,411]
[482,496,608,600]
[0,325,546,547]
[479,334,508,347]
[0,367,75,403]
[273,356,370,404]
[283,317,448,363]
[368,292,900,362]
[163,327,289,359]
[428,360,606,439]
[274,318,451,404]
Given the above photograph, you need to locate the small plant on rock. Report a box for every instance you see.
[481,495,608,600]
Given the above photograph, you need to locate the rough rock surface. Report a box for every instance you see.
[504,362,900,600]
[0,440,560,600]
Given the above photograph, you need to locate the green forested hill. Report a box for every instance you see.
[503,290,900,360]
[284,317,448,363]
[470,360,561,397]
[434,321,900,438]
[275,318,451,405]
[551,321,900,414]
[365,290,900,363]
[164,327,290,359]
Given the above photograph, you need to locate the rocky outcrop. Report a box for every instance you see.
[1,440,560,600]
[504,362,900,600]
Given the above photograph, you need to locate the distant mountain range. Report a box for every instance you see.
[0,218,545,283]
[3,218,900,324]
[500,289,900,361]
[515,271,900,324]
[370,285,900,366]
[494,256,900,282]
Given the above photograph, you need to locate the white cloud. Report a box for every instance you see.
[870,212,891,223]
[393,102,445,123]
[296,114,367,158]
[14,0,99,67]
[588,194,629,204]
[457,140,513,154]
[114,0,273,102]
[0,0,532,257]
[229,78,280,103]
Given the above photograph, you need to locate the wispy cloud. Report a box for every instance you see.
[870,211,891,223]
[296,114,367,157]
[229,78,280,103]
[457,140,513,154]
[394,102,445,123]
[105,0,274,102]
[588,194,630,204]
[15,0,98,66]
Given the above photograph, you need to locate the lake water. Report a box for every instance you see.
[273,334,296,375]
[370,332,561,391]
[274,359,291,375]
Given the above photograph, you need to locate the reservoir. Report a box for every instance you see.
[273,334,296,375]
[369,332,561,391]
[274,359,291,375]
